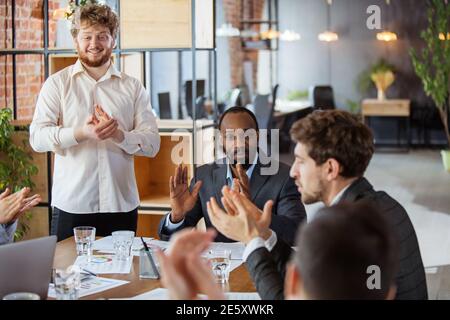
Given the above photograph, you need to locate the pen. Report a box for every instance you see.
[140,237,160,278]
[81,268,97,277]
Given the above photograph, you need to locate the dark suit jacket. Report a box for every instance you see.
[158,159,307,245]
[246,177,428,300]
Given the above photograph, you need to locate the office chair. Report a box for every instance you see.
[158,92,172,119]
[271,84,279,110]
[252,94,272,130]
[228,88,242,108]
[185,79,206,119]
[311,85,336,110]
[194,96,207,119]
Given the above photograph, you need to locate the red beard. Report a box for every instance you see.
[78,47,112,68]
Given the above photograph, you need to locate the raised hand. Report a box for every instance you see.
[0,188,42,224]
[207,186,273,244]
[155,229,224,300]
[230,163,251,199]
[169,164,203,223]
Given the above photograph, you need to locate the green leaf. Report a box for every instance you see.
[0,108,39,241]
[409,0,450,146]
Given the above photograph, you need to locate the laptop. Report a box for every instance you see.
[0,236,57,300]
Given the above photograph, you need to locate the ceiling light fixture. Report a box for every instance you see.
[280,29,301,41]
[376,0,398,42]
[319,0,338,42]
[216,23,240,37]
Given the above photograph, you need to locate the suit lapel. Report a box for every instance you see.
[212,157,271,203]
[249,161,270,202]
[212,162,228,204]
[339,177,374,203]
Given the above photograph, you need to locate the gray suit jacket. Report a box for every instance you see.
[246,177,428,300]
[158,159,306,245]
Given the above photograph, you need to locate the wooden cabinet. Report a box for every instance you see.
[49,54,78,75]
[361,99,411,150]
[136,120,214,210]
[49,53,144,83]
[361,99,410,118]
[119,0,214,49]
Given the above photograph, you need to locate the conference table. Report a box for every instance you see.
[53,237,256,300]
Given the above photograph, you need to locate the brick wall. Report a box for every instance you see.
[0,0,61,120]
[223,0,265,91]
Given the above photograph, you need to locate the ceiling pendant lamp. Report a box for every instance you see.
[376,0,398,42]
[216,23,240,37]
[319,31,339,42]
[439,32,450,41]
[319,0,338,42]
[260,28,280,40]
[280,29,301,42]
[376,31,398,42]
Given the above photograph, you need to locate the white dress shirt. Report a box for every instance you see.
[242,230,277,262]
[329,183,351,206]
[30,60,160,213]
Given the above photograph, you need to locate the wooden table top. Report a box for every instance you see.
[54,237,256,300]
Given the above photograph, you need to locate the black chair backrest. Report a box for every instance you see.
[312,86,336,110]
[253,94,272,130]
[158,92,172,119]
[271,84,279,108]
[185,79,206,118]
[194,96,207,119]
[228,88,242,108]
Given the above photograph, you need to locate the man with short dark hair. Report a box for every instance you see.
[208,110,427,300]
[158,107,306,245]
[156,202,398,300]
[286,202,398,300]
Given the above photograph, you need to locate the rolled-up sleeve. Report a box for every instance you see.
[115,81,160,157]
[29,77,78,155]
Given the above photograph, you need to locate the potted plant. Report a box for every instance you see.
[0,108,39,239]
[410,0,450,172]
[357,59,396,101]
[370,60,395,101]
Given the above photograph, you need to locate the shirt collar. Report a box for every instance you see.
[71,59,122,80]
[226,152,258,183]
[71,59,85,77]
[330,183,352,206]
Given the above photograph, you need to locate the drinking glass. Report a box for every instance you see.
[112,230,135,261]
[208,249,231,284]
[73,226,96,262]
[53,266,81,300]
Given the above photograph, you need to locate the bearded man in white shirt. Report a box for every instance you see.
[30,4,160,240]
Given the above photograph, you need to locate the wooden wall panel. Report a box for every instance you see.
[137,211,166,238]
[120,0,214,49]
[19,207,49,241]
[121,53,144,83]
[10,131,49,203]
